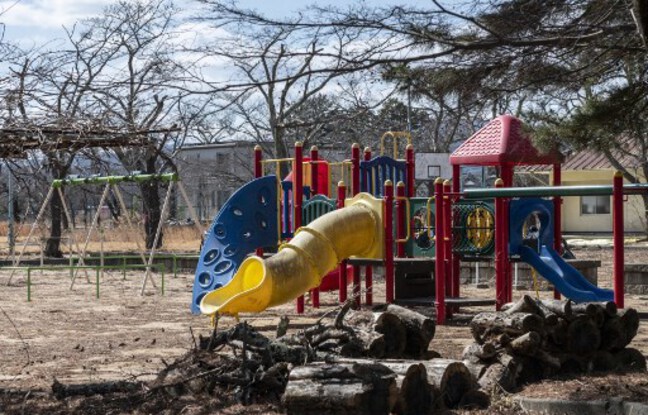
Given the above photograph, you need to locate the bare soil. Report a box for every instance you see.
[0,246,646,414]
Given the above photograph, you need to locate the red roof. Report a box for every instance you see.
[450,115,563,166]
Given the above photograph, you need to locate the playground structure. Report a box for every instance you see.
[6,173,203,295]
[192,115,637,324]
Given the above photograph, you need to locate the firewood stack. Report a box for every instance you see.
[464,295,646,392]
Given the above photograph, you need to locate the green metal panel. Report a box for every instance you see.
[464,183,648,199]
[451,200,495,256]
[406,197,435,258]
[302,195,337,225]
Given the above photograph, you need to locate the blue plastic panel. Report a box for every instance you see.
[190,175,278,314]
[508,198,554,256]
[360,156,407,196]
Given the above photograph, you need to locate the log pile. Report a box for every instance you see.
[122,302,483,415]
[465,295,646,392]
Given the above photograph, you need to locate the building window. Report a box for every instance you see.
[581,195,610,215]
[427,165,441,178]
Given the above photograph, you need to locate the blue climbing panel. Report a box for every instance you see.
[190,175,278,314]
[360,156,407,196]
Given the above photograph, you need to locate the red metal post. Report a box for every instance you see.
[337,181,348,303]
[364,146,373,303]
[309,146,320,308]
[613,171,624,308]
[494,178,505,310]
[434,178,446,324]
[384,180,395,304]
[501,165,513,303]
[552,164,562,300]
[451,164,461,303]
[351,143,361,196]
[254,145,264,258]
[406,144,415,197]
[294,142,305,314]
[396,181,406,258]
[443,180,453,298]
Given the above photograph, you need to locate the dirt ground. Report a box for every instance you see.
[0,246,646,414]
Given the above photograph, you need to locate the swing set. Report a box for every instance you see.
[6,173,203,295]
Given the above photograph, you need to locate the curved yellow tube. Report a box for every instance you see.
[200,193,383,316]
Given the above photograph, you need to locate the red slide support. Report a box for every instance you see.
[434,178,446,324]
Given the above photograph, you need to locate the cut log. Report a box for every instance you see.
[461,343,496,364]
[377,362,434,415]
[462,360,488,381]
[598,301,618,317]
[566,315,600,354]
[339,328,386,358]
[619,308,640,348]
[503,295,543,316]
[614,348,647,371]
[470,312,544,340]
[420,359,474,408]
[52,379,142,399]
[477,358,519,392]
[282,362,398,415]
[539,299,572,317]
[599,316,625,351]
[507,331,541,356]
[373,312,406,358]
[515,356,548,385]
[375,304,435,358]
[546,318,568,347]
[572,303,605,327]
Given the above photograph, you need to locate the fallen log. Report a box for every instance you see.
[282,362,398,415]
[52,379,142,400]
[420,359,474,408]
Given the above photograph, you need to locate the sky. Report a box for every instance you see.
[0,0,434,48]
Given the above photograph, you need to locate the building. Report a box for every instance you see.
[525,150,646,233]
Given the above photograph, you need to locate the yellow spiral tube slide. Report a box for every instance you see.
[200,193,384,316]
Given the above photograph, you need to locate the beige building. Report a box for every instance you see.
[525,151,646,234]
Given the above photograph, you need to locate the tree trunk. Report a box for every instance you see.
[140,155,163,249]
[45,158,72,257]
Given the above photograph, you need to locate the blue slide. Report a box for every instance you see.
[518,245,613,303]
